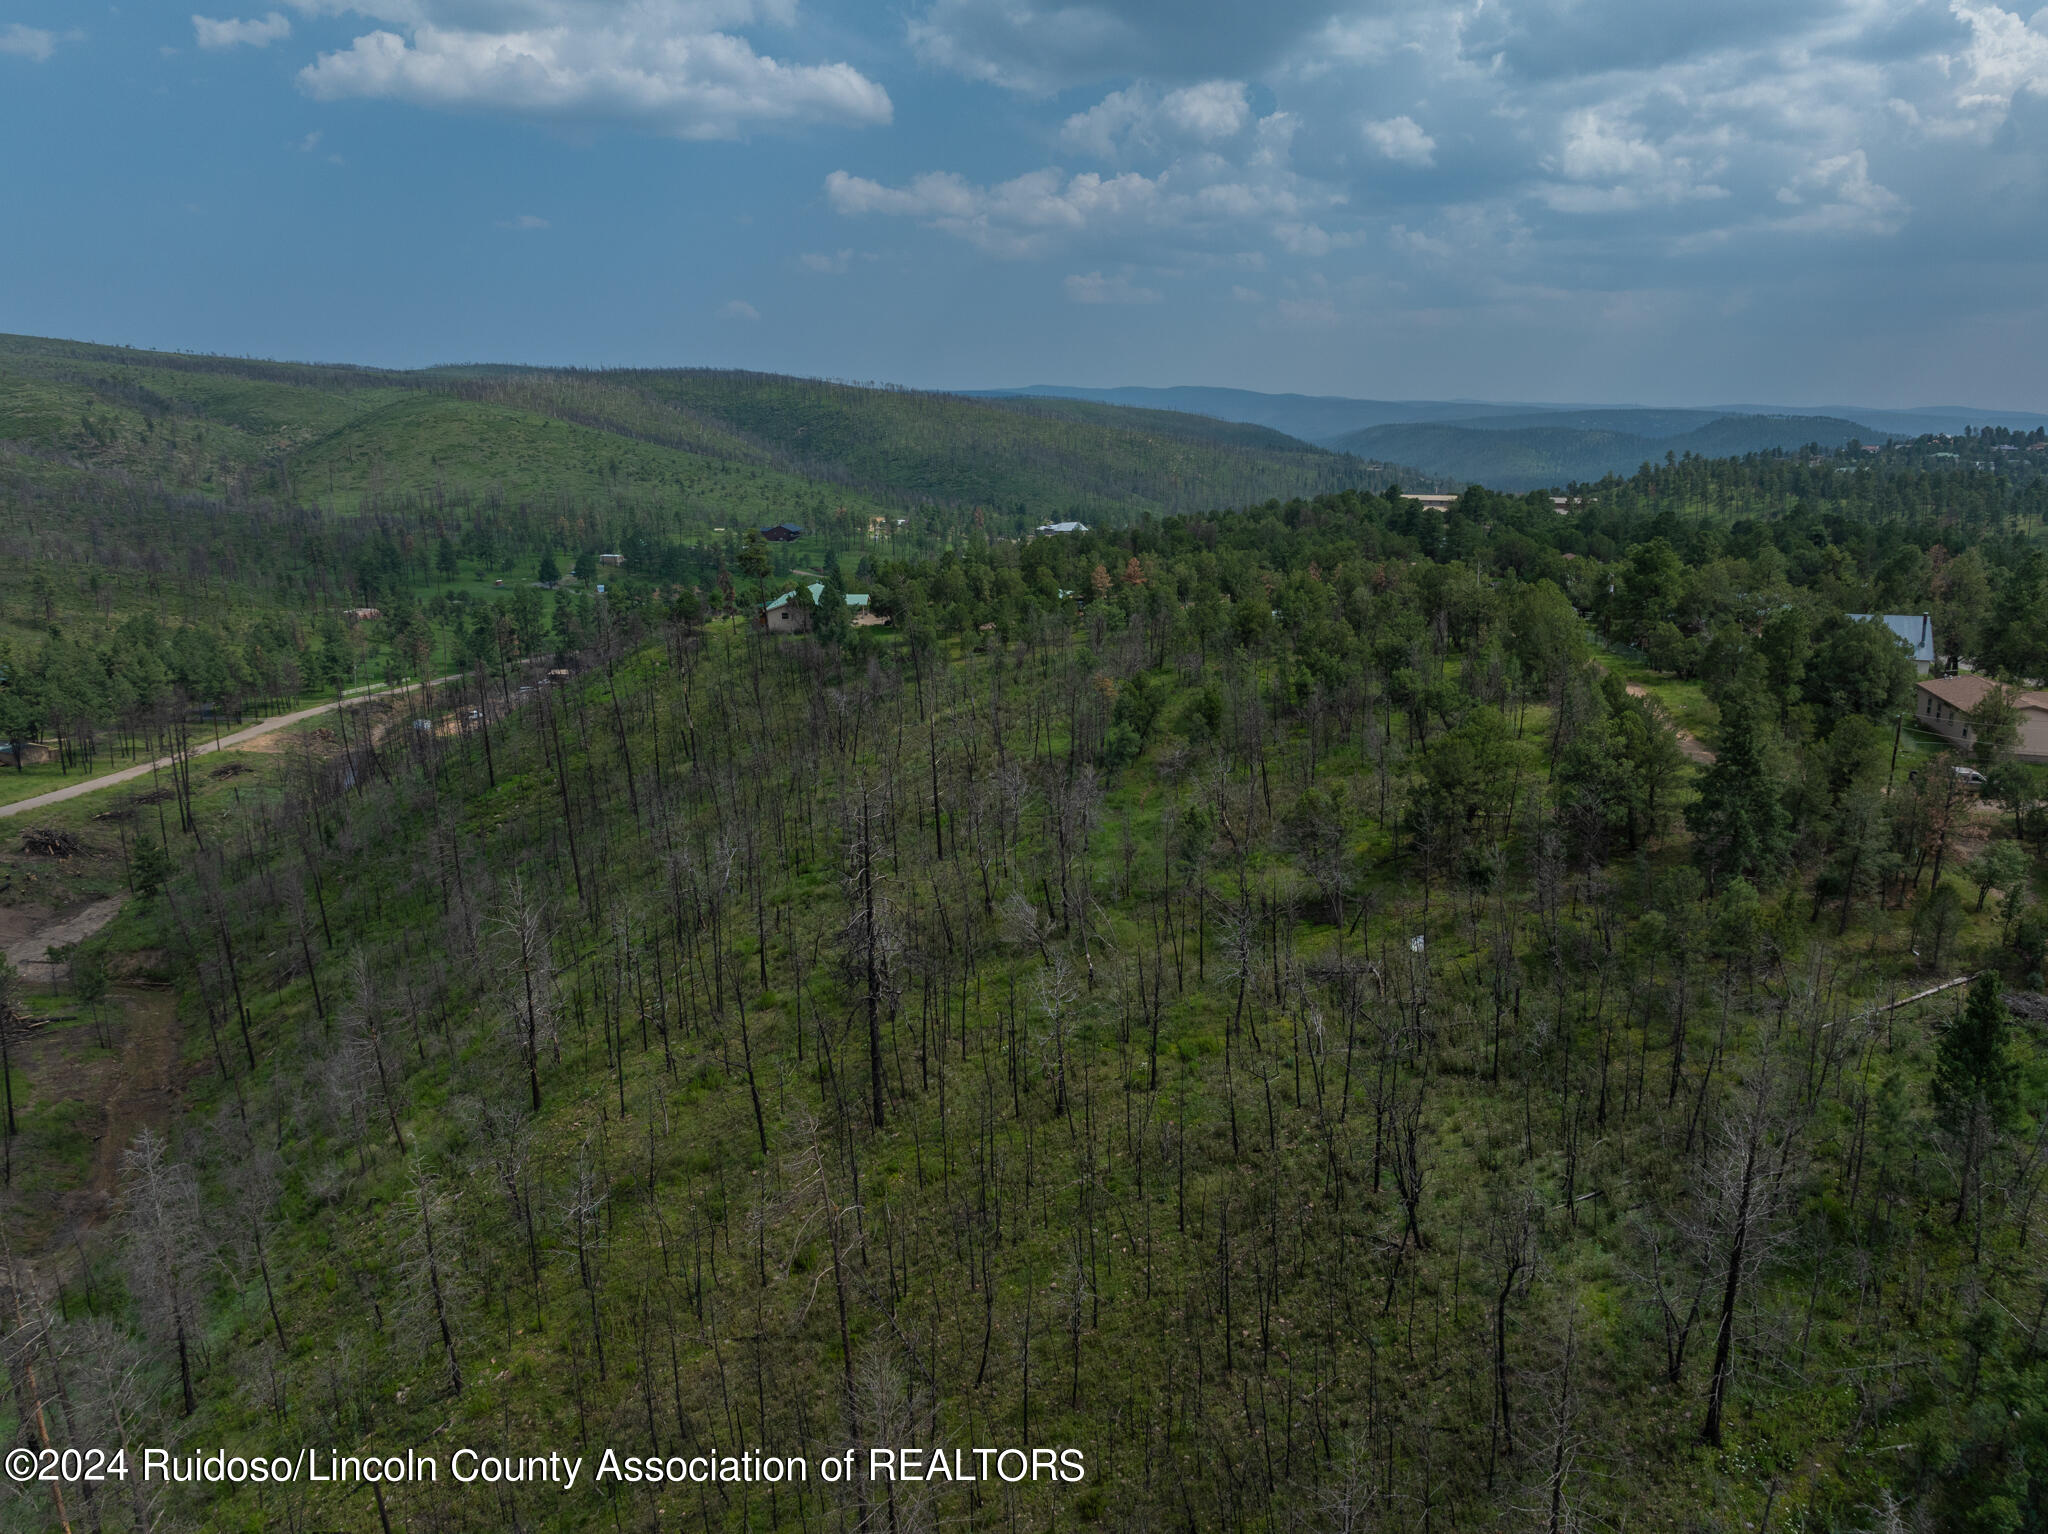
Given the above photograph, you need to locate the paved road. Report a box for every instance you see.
[0,677,462,821]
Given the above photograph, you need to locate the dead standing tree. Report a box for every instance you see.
[842,780,900,1130]
[1483,1181,1544,1479]
[120,1129,204,1416]
[341,951,407,1156]
[397,1165,468,1399]
[492,877,559,1113]
[1699,1056,1800,1446]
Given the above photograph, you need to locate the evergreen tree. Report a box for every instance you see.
[1935,972,2020,1136]
[1686,684,1789,893]
[1934,971,2021,1231]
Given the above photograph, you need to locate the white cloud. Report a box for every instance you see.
[1272,221,1359,256]
[1536,106,1731,211]
[828,167,1164,257]
[1160,79,1252,139]
[1230,283,1265,302]
[1556,110,1665,182]
[1064,270,1162,303]
[0,23,57,60]
[826,160,1336,258]
[800,248,856,272]
[497,213,551,228]
[296,129,323,150]
[1060,79,1250,158]
[830,94,1336,259]
[293,2,891,139]
[1363,114,1434,168]
[1947,1,2048,116]
[905,0,1348,93]
[1771,149,1905,235]
[718,298,760,318]
[194,13,293,49]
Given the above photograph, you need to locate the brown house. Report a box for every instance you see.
[1915,674,2048,763]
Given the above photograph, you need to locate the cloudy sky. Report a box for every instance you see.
[4,1,2047,405]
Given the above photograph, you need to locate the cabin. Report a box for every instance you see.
[760,523,804,543]
[342,607,382,622]
[598,552,626,567]
[1848,613,1937,673]
[758,585,872,634]
[1915,674,2048,763]
[1034,521,1089,535]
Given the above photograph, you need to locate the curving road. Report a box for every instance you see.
[0,676,465,821]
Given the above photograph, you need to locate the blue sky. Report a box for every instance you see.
[4,1,2047,406]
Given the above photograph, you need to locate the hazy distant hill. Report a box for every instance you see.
[965,384,1545,443]
[1326,413,1883,490]
[1442,408,1728,438]
[974,383,2048,462]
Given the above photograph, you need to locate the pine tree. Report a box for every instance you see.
[1934,972,2019,1231]
[1934,973,2018,1135]
[1685,685,1789,894]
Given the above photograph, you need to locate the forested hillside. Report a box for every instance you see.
[0,332,1422,795]
[3,432,2046,1532]
[0,334,1415,529]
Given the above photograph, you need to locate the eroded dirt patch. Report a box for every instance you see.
[1,896,126,985]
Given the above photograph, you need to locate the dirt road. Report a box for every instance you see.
[0,674,466,821]
[1624,682,1716,764]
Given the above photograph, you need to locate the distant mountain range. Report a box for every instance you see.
[967,385,2048,491]
[1323,415,1879,490]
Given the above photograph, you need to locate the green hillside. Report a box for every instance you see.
[274,392,884,521]
[0,335,1424,529]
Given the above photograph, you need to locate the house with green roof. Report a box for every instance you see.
[757,584,871,634]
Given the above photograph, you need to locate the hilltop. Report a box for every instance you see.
[0,334,1426,528]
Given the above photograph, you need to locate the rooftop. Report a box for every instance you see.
[762,585,872,611]
[1847,612,1936,665]
[1917,674,2048,711]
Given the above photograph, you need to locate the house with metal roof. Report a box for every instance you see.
[1848,613,1937,673]
[758,585,872,634]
